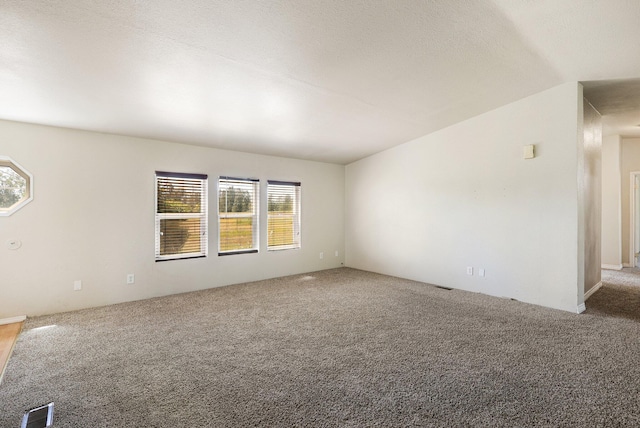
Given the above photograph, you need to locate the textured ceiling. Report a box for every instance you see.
[1,0,640,164]
[582,79,640,138]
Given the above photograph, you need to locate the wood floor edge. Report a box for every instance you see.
[0,322,24,385]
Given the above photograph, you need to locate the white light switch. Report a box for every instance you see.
[479,269,485,277]
[74,280,82,291]
[523,144,535,159]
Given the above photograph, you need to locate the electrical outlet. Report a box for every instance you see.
[466,267,473,276]
[320,252,324,260]
[73,280,82,291]
[127,274,135,284]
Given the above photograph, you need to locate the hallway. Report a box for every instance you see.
[586,268,640,320]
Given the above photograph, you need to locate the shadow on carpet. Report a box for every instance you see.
[585,283,640,322]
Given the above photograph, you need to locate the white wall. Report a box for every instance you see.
[0,120,345,318]
[579,99,601,296]
[345,82,583,313]
[601,135,622,268]
[620,138,640,266]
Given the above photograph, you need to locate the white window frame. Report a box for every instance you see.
[155,171,208,261]
[218,177,260,256]
[0,156,34,217]
[267,180,301,251]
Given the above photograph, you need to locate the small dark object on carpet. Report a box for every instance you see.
[21,402,54,428]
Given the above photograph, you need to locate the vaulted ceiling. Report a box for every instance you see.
[2,1,640,164]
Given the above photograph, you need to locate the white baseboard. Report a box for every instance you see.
[584,281,603,301]
[623,263,634,268]
[577,303,586,314]
[0,316,26,325]
[601,264,623,271]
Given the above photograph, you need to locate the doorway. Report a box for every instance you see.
[629,172,640,267]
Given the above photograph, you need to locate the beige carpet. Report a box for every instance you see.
[588,267,640,321]
[1,268,639,427]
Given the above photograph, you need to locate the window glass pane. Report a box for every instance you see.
[0,166,26,209]
[155,172,208,261]
[219,217,254,252]
[157,178,203,213]
[218,181,255,214]
[0,157,33,216]
[268,181,300,250]
[268,215,295,247]
[218,178,259,254]
[159,218,203,255]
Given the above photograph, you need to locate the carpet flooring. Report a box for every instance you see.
[591,267,640,321]
[1,268,639,427]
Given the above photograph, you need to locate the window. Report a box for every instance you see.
[155,172,208,261]
[0,156,33,216]
[218,177,259,255]
[268,181,301,250]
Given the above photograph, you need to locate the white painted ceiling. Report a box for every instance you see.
[582,79,640,139]
[2,0,640,164]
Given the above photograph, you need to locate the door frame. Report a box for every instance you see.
[629,172,640,267]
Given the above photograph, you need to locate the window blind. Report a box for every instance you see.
[267,180,301,250]
[155,172,208,261]
[218,177,259,255]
